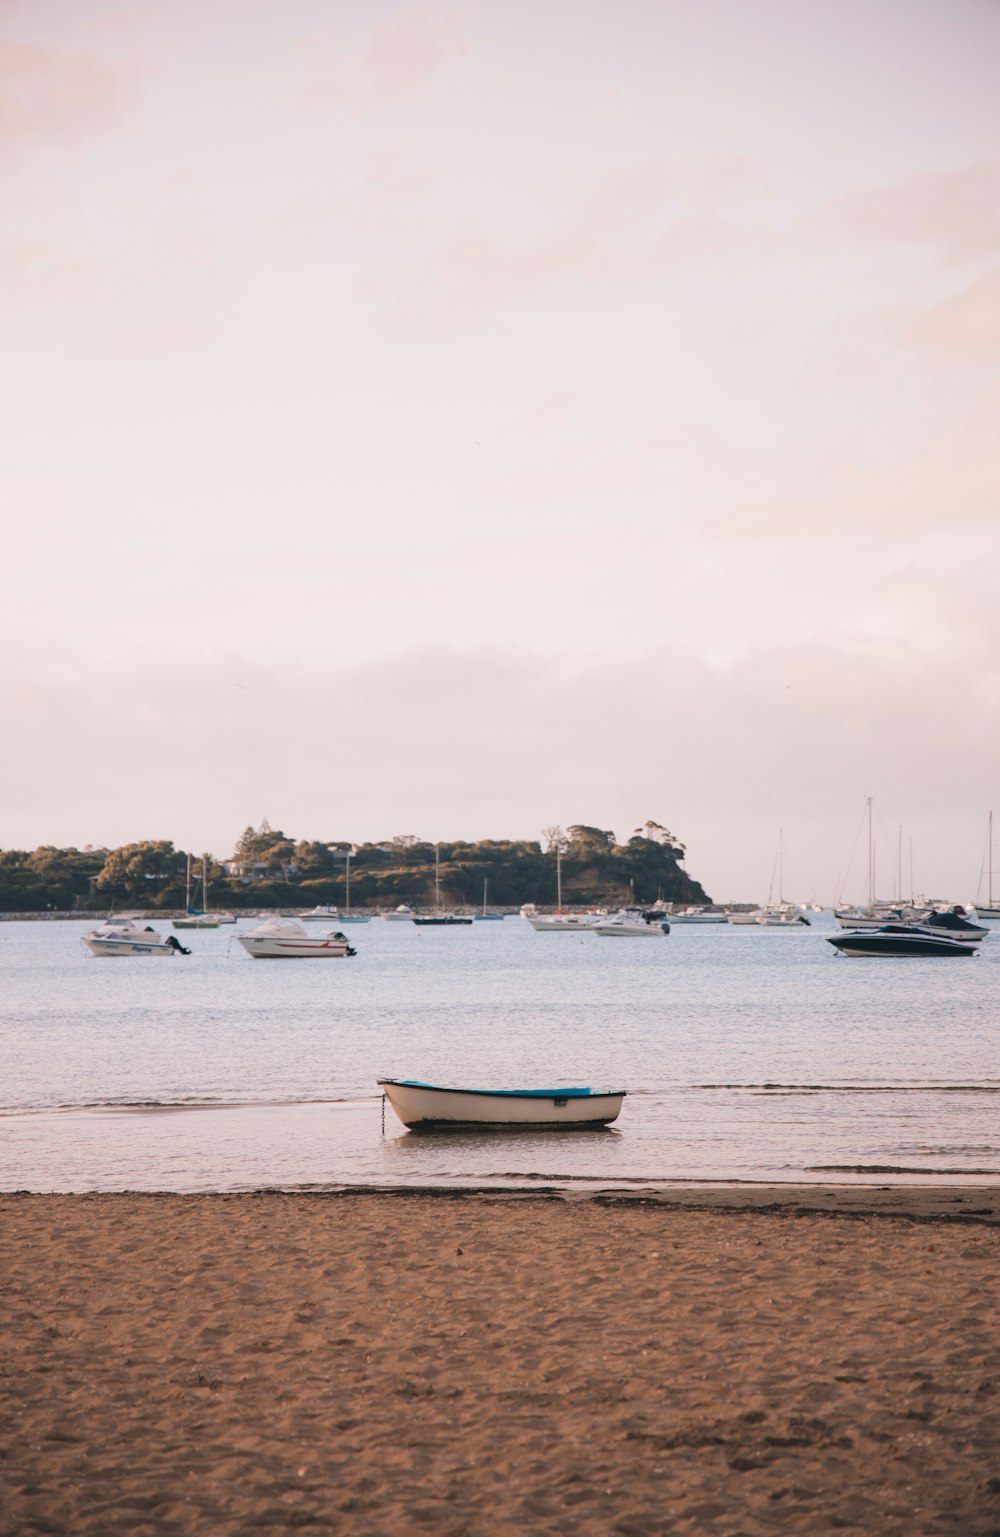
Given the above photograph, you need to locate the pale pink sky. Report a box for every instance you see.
[2,0,998,900]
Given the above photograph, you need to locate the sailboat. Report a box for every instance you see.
[728,832,810,926]
[338,850,369,923]
[473,877,505,919]
[173,853,221,929]
[413,846,472,925]
[975,812,1000,920]
[525,838,603,930]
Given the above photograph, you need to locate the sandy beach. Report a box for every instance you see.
[2,1187,999,1535]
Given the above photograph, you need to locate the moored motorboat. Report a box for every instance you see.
[299,904,340,921]
[383,905,416,921]
[82,920,191,957]
[826,925,979,958]
[594,908,669,937]
[237,919,356,958]
[378,1079,625,1130]
[921,907,988,942]
[669,907,728,924]
[413,914,473,925]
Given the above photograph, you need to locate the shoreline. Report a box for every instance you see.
[4,1181,999,1220]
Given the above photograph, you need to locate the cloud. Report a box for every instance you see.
[302,0,471,110]
[826,162,1000,263]
[0,37,134,157]
[902,269,1000,358]
[364,157,766,331]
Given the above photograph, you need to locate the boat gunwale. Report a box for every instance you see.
[378,1079,625,1101]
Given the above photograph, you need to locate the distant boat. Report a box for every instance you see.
[594,908,670,937]
[474,878,505,919]
[525,838,604,930]
[238,919,356,958]
[300,904,340,921]
[728,906,809,926]
[83,920,190,958]
[378,1079,625,1131]
[338,850,370,922]
[527,911,604,931]
[669,908,728,924]
[975,812,1000,921]
[413,845,472,925]
[383,905,416,922]
[173,853,221,928]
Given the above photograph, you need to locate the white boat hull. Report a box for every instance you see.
[379,1080,625,1130]
[82,936,179,956]
[594,923,667,937]
[527,914,602,931]
[238,934,351,958]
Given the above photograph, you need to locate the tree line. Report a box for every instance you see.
[0,820,710,912]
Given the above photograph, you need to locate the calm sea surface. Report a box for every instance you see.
[1,915,997,1193]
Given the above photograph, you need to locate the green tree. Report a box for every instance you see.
[95,841,183,899]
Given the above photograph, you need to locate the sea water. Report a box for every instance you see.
[0,915,997,1192]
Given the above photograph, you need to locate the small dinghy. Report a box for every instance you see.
[378,1079,625,1131]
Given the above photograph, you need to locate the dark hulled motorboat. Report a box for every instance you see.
[827,924,979,958]
[920,907,989,941]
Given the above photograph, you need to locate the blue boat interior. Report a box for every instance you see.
[385,1080,599,1098]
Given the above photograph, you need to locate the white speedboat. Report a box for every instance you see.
[378,1079,625,1131]
[172,912,220,929]
[668,908,728,924]
[299,905,340,921]
[237,919,356,958]
[594,909,670,937]
[82,920,190,957]
[383,905,416,921]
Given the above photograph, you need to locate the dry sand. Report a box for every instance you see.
[2,1187,999,1536]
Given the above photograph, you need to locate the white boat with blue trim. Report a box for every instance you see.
[378,1079,625,1130]
[82,919,190,957]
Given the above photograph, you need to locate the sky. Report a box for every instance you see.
[2,0,998,902]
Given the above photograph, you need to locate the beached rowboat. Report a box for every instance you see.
[378,1079,625,1131]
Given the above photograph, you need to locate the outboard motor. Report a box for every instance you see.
[165,934,191,955]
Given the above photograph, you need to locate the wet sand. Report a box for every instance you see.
[2,1187,999,1535]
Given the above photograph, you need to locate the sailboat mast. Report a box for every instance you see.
[203,853,209,913]
[556,842,562,909]
[866,797,874,907]
[345,851,351,916]
[434,844,441,914]
[990,812,995,909]
[482,878,488,916]
[897,826,902,904]
[185,852,191,913]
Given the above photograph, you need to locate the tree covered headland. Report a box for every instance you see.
[0,820,710,912]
